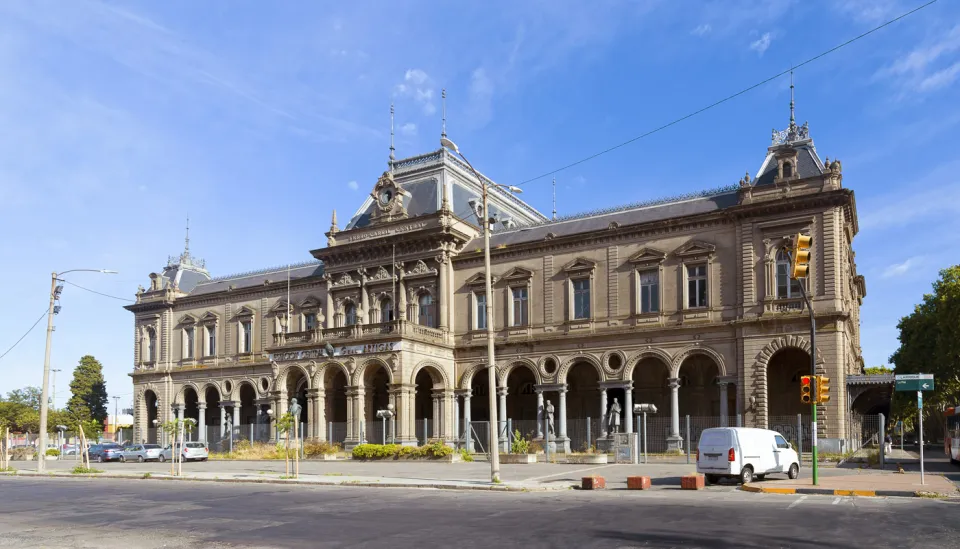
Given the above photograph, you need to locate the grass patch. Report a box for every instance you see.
[459,449,474,462]
[323,472,344,476]
[71,466,103,474]
[141,472,152,479]
[0,466,16,473]
[210,441,286,460]
[279,475,298,480]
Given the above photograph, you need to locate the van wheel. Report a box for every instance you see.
[740,466,754,484]
[704,474,718,485]
[788,463,800,479]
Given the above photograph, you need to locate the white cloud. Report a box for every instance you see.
[691,24,711,36]
[875,25,960,94]
[347,180,358,191]
[860,161,960,230]
[467,67,495,128]
[395,68,436,116]
[882,257,920,279]
[399,122,417,136]
[917,61,960,92]
[749,32,772,55]
[834,0,900,23]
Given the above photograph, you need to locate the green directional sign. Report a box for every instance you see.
[894,374,934,392]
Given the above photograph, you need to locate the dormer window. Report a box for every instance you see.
[783,161,793,178]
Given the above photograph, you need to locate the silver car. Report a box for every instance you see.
[159,441,209,462]
[122,443,163,462]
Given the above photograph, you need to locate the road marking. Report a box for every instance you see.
[787,495,807,509]
[524,464,616,482]
[832,497,841,505]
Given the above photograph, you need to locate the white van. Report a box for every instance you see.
[696,427,800,484]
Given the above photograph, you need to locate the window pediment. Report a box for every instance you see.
[501,267,533,282]
[234,305,256,319]
[199,311,219,324]
[674,240,716,259]
[404,259,437,279]
[627,247,667,266]
[465,272,498,287]
[270,300,290,314]
[298,296,321,310]
[562,257,597,274]
[177,313,197,326]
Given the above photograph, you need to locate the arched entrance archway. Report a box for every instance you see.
[565,361,601,452]
[767,348,809,419]
[362,363,390,444]
[631,357,670,451]
[204,386,222,449]
[238,383,257,441]
[469,369,491,451]
[286,368,309,441]
[182,387,200,441]
[415,366,445,444]
[144,390,158,444]
[505,364,539,440]
[324,367,348,444]
[677,354,722,417]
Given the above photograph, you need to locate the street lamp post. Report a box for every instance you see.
[441,137,522,483]
[37,269,117,473]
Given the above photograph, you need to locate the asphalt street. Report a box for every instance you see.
[0,476,956,548]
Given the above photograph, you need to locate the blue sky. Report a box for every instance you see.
[1,0,958,410]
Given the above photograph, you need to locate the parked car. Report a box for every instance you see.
[159,441,209,462]
[88,443,125,463]
[61,444,79,456]
[122,444,163,462]
[696,427,800,484]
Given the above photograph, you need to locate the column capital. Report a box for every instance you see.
[219,400,238,408]
[599,380,631,390]
[534,383,566,393]
[497,387,509,397]
[197,403,207,410]
[716,376,736,386]
[667,378,681,390]
[171,403,185,411]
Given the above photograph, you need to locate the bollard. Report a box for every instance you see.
[423,417,428,444]
[586,417,591,450]
[328,422,333,444]
[507,419,513,454]
[797,414,803,467]
[685,415,691,464]
[879,413,886,470]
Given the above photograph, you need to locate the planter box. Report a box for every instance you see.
[681,474,705,490]
[627,476,651,490]
[433,453,462,463]
[44,455,59,461]
[581,476,606,490]
[499,453,537,464]
[565,454,608,465]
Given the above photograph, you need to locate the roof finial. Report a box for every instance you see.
[330,209,339,233]
[184,217,190,256]
[552,178,557,220]
[789,69,796,129]
[441,88,447,139]
[389,103,396,171]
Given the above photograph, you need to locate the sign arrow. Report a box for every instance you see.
[922,383,930,389]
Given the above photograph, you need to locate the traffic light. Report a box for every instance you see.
[800,375,813,404]
[791,233,812,279]
[816,375,831,404]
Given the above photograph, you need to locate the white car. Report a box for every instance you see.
[696,427,800,484]
[159,442,209,462]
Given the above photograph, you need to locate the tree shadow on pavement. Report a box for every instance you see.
[596,530,849,549]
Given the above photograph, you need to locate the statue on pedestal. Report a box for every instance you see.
[289,398,302,420]
[608,398,621,434]
[545,399,555,437]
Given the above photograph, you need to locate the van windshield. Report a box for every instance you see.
[699,430,730,447]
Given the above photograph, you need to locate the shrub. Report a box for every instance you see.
[71,465,103,474]
[352,444,402,460]
[459,449,473,462]
[211,442,284,460]
[352,442,454,460]
[304,441,341,457]
[511,430,529,454]
[423,440,453,458]
[11,447,34,461]
[527,441,544,455]
[45,449,60,457]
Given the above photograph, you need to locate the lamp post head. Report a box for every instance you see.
[152,419,159,426]
[440,137,459,154]
[505,185,523,194]
[266,409,274,416]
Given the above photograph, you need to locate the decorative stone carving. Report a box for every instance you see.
[371,266,391,281]
[407,260,430,276]
[369,171,409,224]
[333,272,356,287]
[739,171,751,187]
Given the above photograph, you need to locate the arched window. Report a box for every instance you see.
[344,302,357,326]
[418,293,435,328]
[380,297,393,323]
[783,161,793,178]
[776,249,803,298]
[146,327,157,362]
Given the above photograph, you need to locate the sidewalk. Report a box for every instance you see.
[742,471,959,498]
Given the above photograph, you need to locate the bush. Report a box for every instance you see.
[46,449,60,457]
[352,441,454,460]
[211,442,284,460]
[71,465,103,474]
[352,444,402,460]
[527,440,544,455]
[459,449,473,462]
[511,430,530,454]
[11,447,34,461]
[423,440,453,458]
[304,441,341,457]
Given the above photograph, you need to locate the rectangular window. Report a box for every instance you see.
[184,327,194,359]
[687,265,707,308]
[512,287,528,327]
[776,264,804,299]
[241,321,252,353]
[475,292,487,330]
[573,278,591,320]
[303,312,317,331]
[639,270,660,313]
[206,325,217,356]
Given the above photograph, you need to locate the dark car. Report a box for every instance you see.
[88,443,124,463]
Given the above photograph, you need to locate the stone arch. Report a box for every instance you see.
[410,360,451,389]
[199,382,222,404]
[174,382,202,405]
[623,348,673,381]
[753,335,825,369]
[672,345,727,377]
[279,363,312,392]
[558,354,604,385]
[353,357,395,387]
[459,363,487,390]
[752,335,825,427]
[498,358,543,387]
[314,361,350,390]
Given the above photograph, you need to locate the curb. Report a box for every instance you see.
[0,470,560,493]
[739,483,953,499]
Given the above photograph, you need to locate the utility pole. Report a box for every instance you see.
[787,234,820,485]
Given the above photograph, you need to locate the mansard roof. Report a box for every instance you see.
[189,261,324,296]
[753,138,826,187]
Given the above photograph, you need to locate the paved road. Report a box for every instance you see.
[0,476,956,548]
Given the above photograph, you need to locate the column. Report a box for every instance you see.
[443,390,455,442]
[719,381,730,427]
[315,393,326,441]
[355,387,366,443]
[559,387,569,453]
[453,393,460,444]
[398,277,407,321]
[497,386,508,452]
[232,405,240,429]
[667,377,682,451]
[463,393,473,452]
[446,259,455,335]
[360,279,369,325]
[431,393,440,439]
[437,254,448,330]
[220,405,228,437]
[624,384,633,435]
[172,404,184,420]
[599,388,608,439]
[197,404,207,442]
[535,390,544,439]
[325,279,335,329]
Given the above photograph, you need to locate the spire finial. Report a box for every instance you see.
[389,103,396,171]
[184,217,190,256]
[789,69,795,129]
[441,88,447,139]
[331,209,339,233]
[552,178,557,220]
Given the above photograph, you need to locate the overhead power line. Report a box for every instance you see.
[513,0,939,187]
[0,309,48,361]
[61,279,133,302]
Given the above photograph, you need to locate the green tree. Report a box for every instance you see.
[889,265,960,438]
[863,366,893,375]
[66,355,109,425]
[5,387,42,409]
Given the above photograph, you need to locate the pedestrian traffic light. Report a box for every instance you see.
[800,375,813,404]
[791,233,812,279]
[816,375,831,404]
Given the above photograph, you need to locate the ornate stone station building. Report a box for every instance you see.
[127,111,867,452]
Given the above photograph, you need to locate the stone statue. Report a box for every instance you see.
[545,399,555,437]
[289,397,302,419]
[608,398,622,434]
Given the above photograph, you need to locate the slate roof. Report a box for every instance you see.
[471,186,741,249]
[753,139,825,187]
[189,261,324,296]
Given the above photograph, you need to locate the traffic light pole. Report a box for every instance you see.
[797,280,818,486]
